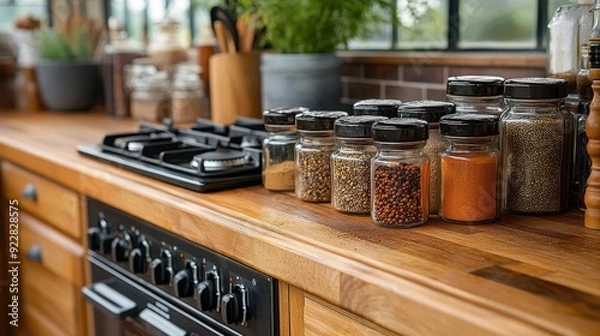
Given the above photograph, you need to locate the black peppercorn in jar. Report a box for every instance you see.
[446,75,505,115]
[352,99,402,118]
[331,115,388,214]
[500,78,570,214]
[295,110,348,202]
[262,107,308,191]
[371,118,430,228]
[398,100,455,215]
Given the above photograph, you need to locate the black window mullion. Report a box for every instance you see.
[537,0,549,50]
[448,0,460,50]
[391,0,398,49]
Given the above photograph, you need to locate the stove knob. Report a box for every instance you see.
[129,248,144,273]
[197,280,216,311]
[111,237,129,262]
[222,284,248,326]
[87,227,100,251]
[174,269,193,298]
[150,258,169,285]
[100,234,116,255]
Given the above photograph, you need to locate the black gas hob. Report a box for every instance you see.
[77,118,267,192]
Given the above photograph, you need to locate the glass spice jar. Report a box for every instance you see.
[371,118,430,228]
[171,72,205,123]
[353,99,402,118]
[262,107,308,192]
[331,115,388,214]
[398,100,455,215]
[439,114,500,224]
[500,78,570,214]
[446,75,505,116]
[130,72,171,122]
[295,111,348,202]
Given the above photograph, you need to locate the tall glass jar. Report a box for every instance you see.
[501,78,570,214]
[439,114,500,224]
[353,99,402,118]
[295,111,348,202]
[371,118,430,228]
[398,100,455,215]
[171,63,206,123]
[446,75,505,115]
[262,107,308,191]
[331,115,388,214]
[148,16,189,69]
[130,72,171,122]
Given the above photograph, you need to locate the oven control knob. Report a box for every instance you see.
[222,284,248,325]
[87,227,100,251]
[129,248,144,273]
[100,235,116,255]
[197,280,217,311]
[174,269,193,298]
[150,258,170,285]
[111,237,129,262]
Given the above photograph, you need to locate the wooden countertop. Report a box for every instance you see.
[0,111,599,335]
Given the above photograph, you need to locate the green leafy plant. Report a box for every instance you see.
[238,0,396,53]
[38,27,94,61]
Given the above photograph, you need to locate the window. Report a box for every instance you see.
[350,0,576,51]
[0,0,49,32]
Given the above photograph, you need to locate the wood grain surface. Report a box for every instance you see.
[0,111,599,335]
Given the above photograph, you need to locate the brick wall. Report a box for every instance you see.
[339,54,546,108]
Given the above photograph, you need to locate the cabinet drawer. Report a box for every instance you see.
[20,212,85,287]
[1,162,81,239]
[304,296,395,336]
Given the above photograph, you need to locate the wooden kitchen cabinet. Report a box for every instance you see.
[285,285,397,336]
[1,162,88,336]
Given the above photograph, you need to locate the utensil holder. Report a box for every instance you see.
[209,52,262,124]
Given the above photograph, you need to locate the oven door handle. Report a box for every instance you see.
[82,282,137,318]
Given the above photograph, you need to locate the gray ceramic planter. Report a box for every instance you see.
[36,60,101,111]
[260,53,341,110]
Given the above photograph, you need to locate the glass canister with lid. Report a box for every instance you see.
[262,107,308,192]
[500,78,570,214]
[148,16,189,69]
[352,99,402,118]
[398,100,455,215]
[130,71,171,122]
[371,118,430,228]
[295,111,348,202]
[439,114,500,224]
[446,75,504,115]
[331,115,388,214]
[171,63,206,123]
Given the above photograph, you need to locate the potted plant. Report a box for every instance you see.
[36,19,102,111]
[238,0,395,110]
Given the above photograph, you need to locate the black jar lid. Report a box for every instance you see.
[439,113,499,137]
[397,100,456,122]
[295,111,348,131]
[263,107,309,125]
[504,77,568,99]
[372,118,429,142]
[590,43,600,68]
[334,115,388,138]
[353,99,402,118]
[446,75,505,96]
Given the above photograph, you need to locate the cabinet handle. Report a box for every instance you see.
[27,244,42,262]
[21,183,37,201]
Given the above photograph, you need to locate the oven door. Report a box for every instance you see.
[84,255,236,336]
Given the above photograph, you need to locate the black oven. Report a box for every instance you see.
[83,198,278,336]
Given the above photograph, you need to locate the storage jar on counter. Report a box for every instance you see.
[295,111,348,202]
[439,114,500,224]
[500,78,570,214]
[371,118,430,228]
[446,75,504,115]
[130,72,171,122]
[262,107,308,192]
[352,99,402,118]
[331,115,388,214]
[398,100,455,215]
[171,63,206,123]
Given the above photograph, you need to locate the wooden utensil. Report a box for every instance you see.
[214,21,229,53]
